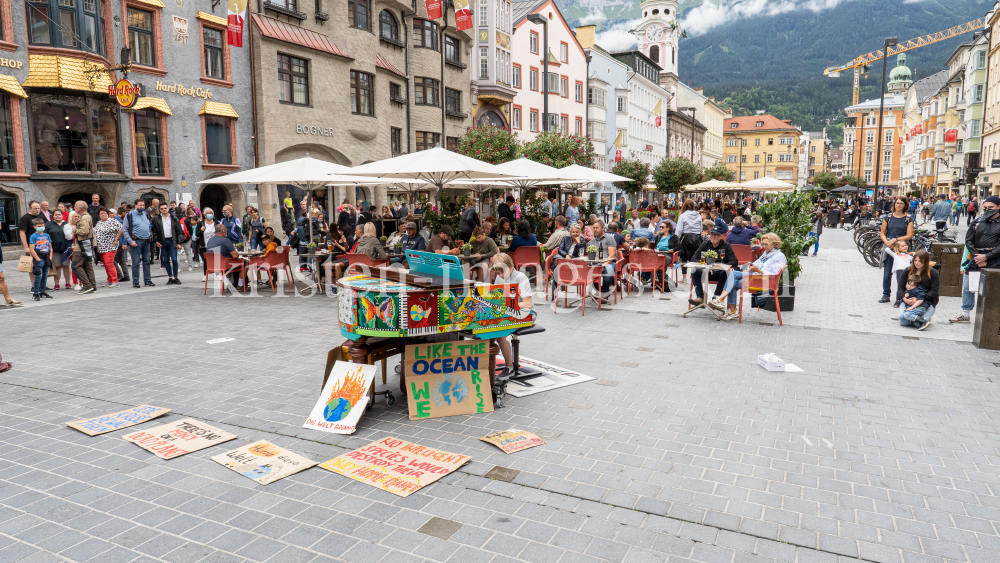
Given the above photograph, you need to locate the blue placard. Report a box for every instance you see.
[405,250,465,281]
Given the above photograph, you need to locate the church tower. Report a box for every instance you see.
[635,0,680,92]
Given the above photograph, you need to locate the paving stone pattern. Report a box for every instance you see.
[0,260,998,563]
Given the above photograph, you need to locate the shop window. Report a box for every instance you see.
[133,109,164,176]
[350,70,373,115]
[30,93,120,174]
[0,95,16,172]
[205,115,232,165]
[127,7,154,67]
[278,53,308,105]
[412,19,438,50]
[26,0,103,53]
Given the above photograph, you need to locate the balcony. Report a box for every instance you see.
[446,109,468,119]
[264,1,305,19]
[380,35,405,49]
[445,58,467,70]
[390,95,408,106]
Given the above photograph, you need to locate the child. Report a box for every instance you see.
[29,218,53,301]
[634,237,650,249]
[891,240,913,307]
[900,274,928,327]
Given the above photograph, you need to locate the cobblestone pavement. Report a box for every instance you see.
[1,275,999,563]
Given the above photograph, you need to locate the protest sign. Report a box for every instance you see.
[67,405,170,436]
[404,340,492,420]
[480,429,545,454]
[497,357,595,398]
[211,440,317,485]
[123,418,236,459]
[303,362,378,434]
[319,436,470,497]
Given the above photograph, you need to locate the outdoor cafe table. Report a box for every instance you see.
[681,261,732,320]
[298,251,332,290]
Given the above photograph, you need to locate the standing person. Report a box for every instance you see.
[951,195,1000,323]
[807,210,824,256]
[878,197,914,303]
[44,210,71,290]
[39,201,52,222]
[71,201,97,294]
[458,200,480,243]
[283,191,294,218]
[337,204,356,240]
[675,199,703,285]
[0,251,20,306]
[152,203,182,285]
[246,207,266,251]
[220,205,242,245]
[241,205,252,245]
[87,194,102,223]
[122,200,154,288]
[28,218,53,301]
[967,197,977,226]
[178,209,196,270]
[18,200,41,290]
[113,207,130,283]
[195,208,218,281]
[952,197,963,226]
[498,195,516,225]
[929,194,950,232]
[94,207,122,288]
[564,196,579,227]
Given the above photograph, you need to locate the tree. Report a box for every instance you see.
[701,161,735,182]
[523,132,595,168]
[653,157,700,194]
[838,174,864,189]
[813,171,838,191]
[457,126,521,164]
[610,157,650,196]
[757,190,814,282]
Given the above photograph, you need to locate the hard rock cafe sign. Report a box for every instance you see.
[110,78,141,108]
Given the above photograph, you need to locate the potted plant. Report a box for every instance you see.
[235,242,245,251]
[393,242,403,253]
[307,241,317,250]
[379,236,388,246]
[461,242,472,257]
[703,249,718,265]
[586,245,598,260]
[756,191,814,312]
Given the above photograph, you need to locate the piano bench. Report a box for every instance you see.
[512,325,546,338]
[511,325,544,376]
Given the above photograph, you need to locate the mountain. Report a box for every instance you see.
[560,0,989,145]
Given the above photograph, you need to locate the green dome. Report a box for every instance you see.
[887,54,912,88]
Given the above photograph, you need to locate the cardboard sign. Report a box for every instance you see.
[303,362,378,434]
[123,418,236,459]
[480,429,545,454]
[211,440,317,485]
[67,405,170,436]
[405,340,492,420]
[319,437,470,497]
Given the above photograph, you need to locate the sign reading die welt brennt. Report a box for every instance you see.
[123,418,236,459]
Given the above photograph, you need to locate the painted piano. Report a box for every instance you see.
[337,250,535,341]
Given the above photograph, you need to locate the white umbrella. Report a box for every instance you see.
[739,177,795,191]
[557,164,632,184]
[685,178,740,190]
[347,147,519,184]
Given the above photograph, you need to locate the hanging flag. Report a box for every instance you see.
[426,0,442,20]
[614,129,624,150]
[655,116,662,127]
[944,128,959,143]
[227,0,247,47]
[615,150,622,163]
[653,99,662,115]
[454,0,472,30]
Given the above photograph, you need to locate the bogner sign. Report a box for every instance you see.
[296,124,337,137]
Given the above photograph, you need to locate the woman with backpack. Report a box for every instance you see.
[967,198,978,226]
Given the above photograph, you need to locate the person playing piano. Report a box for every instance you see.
[490,253,534,382]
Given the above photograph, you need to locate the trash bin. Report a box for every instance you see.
[929,242,964,297]
[973,268,1000,350]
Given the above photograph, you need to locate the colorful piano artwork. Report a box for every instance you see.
[338,251,535,340]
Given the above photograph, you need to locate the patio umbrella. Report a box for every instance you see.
[347,147,519,185]
[685,178,740,190]
[738,177,796,192]
[831,185,862,193]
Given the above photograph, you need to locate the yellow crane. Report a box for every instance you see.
[824,18,986,105]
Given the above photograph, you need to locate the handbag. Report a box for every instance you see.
[17,254,32,272]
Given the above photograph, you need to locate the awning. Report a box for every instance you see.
[251,13,351,59]
[22,55,111,93]
[199,102,238,118]
[0,74,27,98]
[131,97,172,115]
[196,10,227,26]
[375,54,405,78]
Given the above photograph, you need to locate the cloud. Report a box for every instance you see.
[578,11,606,25]
[682,0,856,36]
[596,18,641,51]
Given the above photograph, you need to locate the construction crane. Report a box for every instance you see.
[824,18,986,105]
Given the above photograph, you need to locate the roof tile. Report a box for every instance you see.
[724,114,798,132]
[251,14,351,59]
[375,54,405,78]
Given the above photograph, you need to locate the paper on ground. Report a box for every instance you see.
[497,357,595,398]
[784,364,804,372]
[207,337,236,344]
[303,362,378,434]
[211,440,317,485]
[67,405,170,436]
[480,429,545,454]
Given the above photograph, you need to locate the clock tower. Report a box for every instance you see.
[635,0,680,91]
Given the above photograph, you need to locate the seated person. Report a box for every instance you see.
[900,274,928,325]
[710,209,728,233]
[631,217,654,240]
[261,234,279,256]
[507,219,537,253]
[468,226,498,280]
[655,221,679,253]
[390,221,426,265]
[553,225,588,291]
[688,225,739,309]
[633,237,650,249]
[490,253,535,384]
[205,224,244,289]
[714,232,787,320]
[701,219,714,241]
[331,223,383,282]
[726,217,755,246]
[427,225,461,255]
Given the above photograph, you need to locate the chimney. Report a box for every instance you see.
[694,87,704,95]
[783,119,793,125]
[575,25,596,49]
[709,96,715,102]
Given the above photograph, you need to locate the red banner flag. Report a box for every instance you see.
[425,0,442,20]
[944,128,959,143]
[655,116,662,127]
[454,0,472,30]
[615,150,622,163]
[227,0,247,47]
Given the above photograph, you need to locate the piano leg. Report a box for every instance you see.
[489,339,499,390]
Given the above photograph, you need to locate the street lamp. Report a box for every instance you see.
[873,37,898,197]
[678,107,697,163]
[527,14,549,132]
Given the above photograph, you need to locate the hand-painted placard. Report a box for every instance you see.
[303,362,378,435]
[404,340,492,420]
[123,418,236,459]
[319,437,470,497]
[67,405,170,436]
[480,429,545,454]
[211,440,317,485]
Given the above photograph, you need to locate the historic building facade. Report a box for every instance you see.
[722,115,801,184]
[0,0,253,245]
[469,0,516,129]
[634,0,679,94]
[249,0,473,227]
